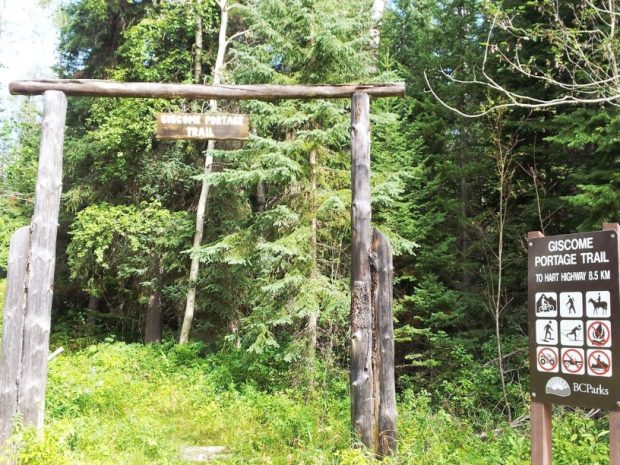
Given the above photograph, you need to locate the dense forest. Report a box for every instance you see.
[0,0,619,463]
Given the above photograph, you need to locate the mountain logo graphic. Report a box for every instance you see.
[545,377,571,397]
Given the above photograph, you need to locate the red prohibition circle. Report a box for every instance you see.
[562,349,584,373]
[537,348,558,371]
[588,350,611,375]
[587,321,611,346]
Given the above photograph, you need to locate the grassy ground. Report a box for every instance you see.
[0,282,611,464]
[3,342,607,465]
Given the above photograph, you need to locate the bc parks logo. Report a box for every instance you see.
[544,377,609,397]
[545,377,571,397]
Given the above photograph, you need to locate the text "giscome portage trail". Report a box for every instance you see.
[535,237,610,267]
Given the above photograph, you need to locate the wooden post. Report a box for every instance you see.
[531,400,553,465]
[350,92,374,448]
[610,411,620,465]
[603,223,620,465]
[529,230,553,465]
[0,227,31,450]
[16,90,67,431]
[371,228,397,456]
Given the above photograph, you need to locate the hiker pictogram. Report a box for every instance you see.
[587,320,611,347]
[536,292,558,317]
[560,320,584,347]
[560,292,583,318]
[586,291,611,318]
[587,349,612,377]
[537,347,559,373]
[561,348,585,375]
[536,319,558,345]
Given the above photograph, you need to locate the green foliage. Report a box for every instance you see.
[68,202,191,297]
[114,1,208,83]
[65,202,192,338]
[545,108,620,231]
[14,342,613,464]
[2,0,619,459]
[0,104,40,273]
[41,342,352,464]
[59,0,147,77]
[12,427,69,465]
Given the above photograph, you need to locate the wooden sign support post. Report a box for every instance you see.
[1,80,403,457]
[607,222,620,465]
[0,91,67,455]
[350,92,374,447]
[529,223,620,465]
[529,231,553,465]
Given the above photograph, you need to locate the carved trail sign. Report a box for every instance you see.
[156,112,249,140]
[529,229,620,410]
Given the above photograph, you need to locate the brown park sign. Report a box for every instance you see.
[529,229,620,410]
[156,112,249,140]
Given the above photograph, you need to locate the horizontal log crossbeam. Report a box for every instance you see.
[10,79,405,100]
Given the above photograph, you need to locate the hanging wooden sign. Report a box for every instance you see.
[528,227,620,410]
[155,112,249,140]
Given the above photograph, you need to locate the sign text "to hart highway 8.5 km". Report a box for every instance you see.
[529,229,620,410]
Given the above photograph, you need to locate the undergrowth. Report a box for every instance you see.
[0,280,611,464]
[0,341,609,465]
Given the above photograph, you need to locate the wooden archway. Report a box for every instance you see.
[0,79,404,456]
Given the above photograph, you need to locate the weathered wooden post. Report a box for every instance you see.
[19,90,67,430]
[350,92,374,448]
[0,227,31,449]
[0,90,67,448]
[371,228,397,456]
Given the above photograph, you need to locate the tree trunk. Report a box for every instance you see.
[180,0,230,344]
[307,149,319,361]
[194,4,203,84]
[370,0,387,46]
[145,264,163,343]
[86,295,98,327]
[256,180,266,212]
[458,150,470,287]
[144,289,163,343]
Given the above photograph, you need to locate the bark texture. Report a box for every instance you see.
[10,80,406,100]
[371,228,396,456]
[350,92,373,448]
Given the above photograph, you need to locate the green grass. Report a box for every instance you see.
[2,339,609,465]
[0,283,610,464]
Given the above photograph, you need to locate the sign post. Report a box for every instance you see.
[528,224,620,464]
